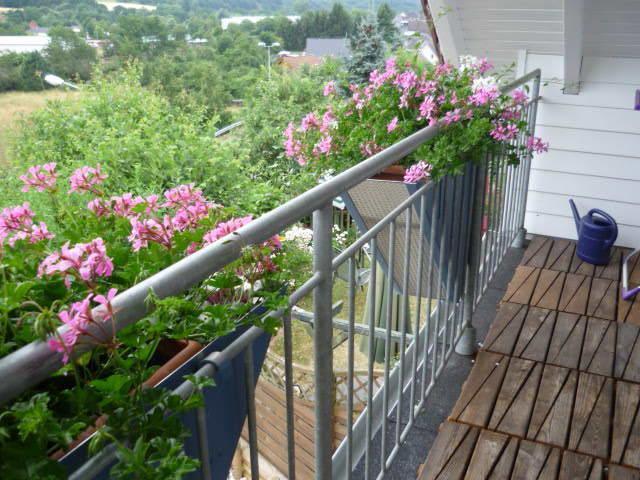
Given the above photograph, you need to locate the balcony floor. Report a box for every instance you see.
[417,236,640,479]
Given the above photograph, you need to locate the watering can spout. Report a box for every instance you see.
[569,199,581,234]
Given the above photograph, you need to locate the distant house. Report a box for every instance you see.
[305,38,350,58]
[276,53,323,70]
[0,35,50,55]
[27,21,49,36]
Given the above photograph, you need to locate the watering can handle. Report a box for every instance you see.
[589,208,618,246]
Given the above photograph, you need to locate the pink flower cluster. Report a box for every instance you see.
[129,215,174,251]
[527,136,549,154]
[69,165,108,195]
[38,238,114,287]
[403,161,432,184]
[20,163,57,193]
[323,81,336,96]
[285,122,305,166]
[0,203,54,247]
[48,289,117,364]
[490,122,519,142]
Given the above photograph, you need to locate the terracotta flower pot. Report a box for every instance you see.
[50,339,203,460]
[371,164,406,182]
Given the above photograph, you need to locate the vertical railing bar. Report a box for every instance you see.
[380,220,396,474]
[452,170,471,340]
[196,407,212,480]
[244,346,260,480]
[346,257,356,480]
[395,207,412,447]
[283,309,297,480]
[428,181,442,387]
[313,203,334,480]
[364,238,377,480]
[494,144,507,266]
[409,192,427,422]
[480,153,493,293]
[435,178,449,373]
[423,182,439,397]
[443,175,459,356]
[487,153,501,285]
[476,154,490,302]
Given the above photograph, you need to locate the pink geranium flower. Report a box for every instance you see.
[20,163,57,193]
[69,165,107,195]
[403,161,432,184]
[128,216,174,251]
[0,202,54,247]
[527,136,549,153]
[323,81,336,96]
[387,117,399,132]
[38,238,113,287]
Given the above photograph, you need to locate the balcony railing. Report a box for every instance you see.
[0,69,541,479]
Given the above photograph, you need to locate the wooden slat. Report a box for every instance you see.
[449,352,508,426]
[420,421,476,480]
[569,374,612,458]
[503,266,541,305]
[482,303,528,356]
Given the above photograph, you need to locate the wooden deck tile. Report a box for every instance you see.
[616,323,640,383]
[420,422,613,479]
[587,277,618,320]
[520,235,553,269]
[522,236,624,280]
[449,352,508,426]
[609,465,640,480]
[503,266,540,305]
[482,303,529,356]
[421,421,478,480]
[619,291,640,326]
[526,364,576,447]
[420,237,637,479]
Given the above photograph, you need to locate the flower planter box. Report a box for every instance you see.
[58,323,272,479]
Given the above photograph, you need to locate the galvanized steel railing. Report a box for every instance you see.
[0,69,541,479]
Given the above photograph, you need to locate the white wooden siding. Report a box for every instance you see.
[522,53,640,248]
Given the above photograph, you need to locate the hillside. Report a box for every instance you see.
[0,0,421,15]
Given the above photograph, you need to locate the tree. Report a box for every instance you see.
[377,3,400,47]
[45,27,97,81]
[327,3,353,37]
[347,14,385,84]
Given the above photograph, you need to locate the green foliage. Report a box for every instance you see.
[46,27,97,81]
[8,65,229,203]
[286,51,536,179]
[239,61,340,202]
[377,3,400,47]
[0,52,47,92]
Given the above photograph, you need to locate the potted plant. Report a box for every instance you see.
[0,164,297,478]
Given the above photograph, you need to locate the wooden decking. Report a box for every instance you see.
[420,236,640,479]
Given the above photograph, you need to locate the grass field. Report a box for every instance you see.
[0,90,79,165]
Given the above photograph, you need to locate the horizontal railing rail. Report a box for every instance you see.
[0,69,541,480]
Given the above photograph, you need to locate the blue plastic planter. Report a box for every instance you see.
[60,323,271,479]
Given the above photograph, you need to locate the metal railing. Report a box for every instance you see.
[0,69,541,479]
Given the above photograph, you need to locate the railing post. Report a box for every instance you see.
[313,202,334,479]
[513,72,541,249]
[456,162,485,355]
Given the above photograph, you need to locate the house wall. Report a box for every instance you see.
[521,52,640,247]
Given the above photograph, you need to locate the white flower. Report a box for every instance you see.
[284,225,313,253]
[472,76,499,92]
[459,55,479,72]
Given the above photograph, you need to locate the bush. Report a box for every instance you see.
[7,65,259,211]
[239,61,341,200]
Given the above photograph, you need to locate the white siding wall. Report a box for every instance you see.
[522,53,640,247]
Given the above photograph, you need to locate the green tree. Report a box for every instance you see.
[45,26,97,81]
[377,3,400,47]
[347,14,385,83]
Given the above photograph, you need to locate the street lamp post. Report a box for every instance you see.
[258,41,280,81]
[43,73,79,90]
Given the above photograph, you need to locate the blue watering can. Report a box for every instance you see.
[569,199,617,265]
